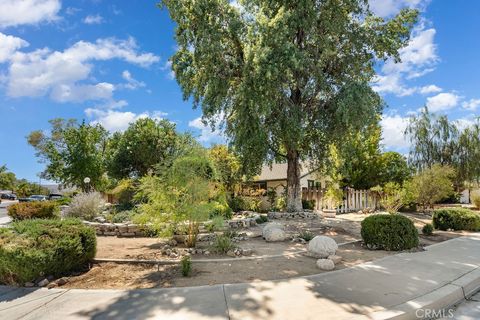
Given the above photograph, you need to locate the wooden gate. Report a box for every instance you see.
[301,187,378,213]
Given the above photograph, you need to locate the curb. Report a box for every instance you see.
[369,266,480,319]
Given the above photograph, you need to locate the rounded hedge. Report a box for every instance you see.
[7,201,59,220]
[0,219,96,285]
[361,214,419,251]
[432,208,480,231]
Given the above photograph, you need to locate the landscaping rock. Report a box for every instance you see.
[262,223,286,242]
[316,258,335,271]
[37,278,49,287]
[307,236,338,258]
[242,249,253,256]
[24,282,34,287]
[226,250,236,257]
[327,255,342,265]
[47,282,58,289]
[56,277,69,286]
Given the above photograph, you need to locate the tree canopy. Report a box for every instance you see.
[161,0,418,211]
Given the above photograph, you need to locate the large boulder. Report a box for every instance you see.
[307,236,338,258]
[316,258,335,271]
[262,223,286,242]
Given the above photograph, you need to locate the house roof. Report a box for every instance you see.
[255,162,315,181]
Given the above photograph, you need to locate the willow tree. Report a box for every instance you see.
[161,0,417,211]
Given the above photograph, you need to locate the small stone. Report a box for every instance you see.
[328,255,342,265]
[242,249,253,256]
[56,277,69,286]
[307,236,338,258]
[169,253,178,259]
[226,250,236,257]
[316,259,335,271]
[168,239,178,246]
[24,282,34,287]
[204,250,210,256]
[47,282,58,289]
[37,278,49,287]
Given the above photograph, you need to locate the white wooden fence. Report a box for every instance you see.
[301,188,378,213]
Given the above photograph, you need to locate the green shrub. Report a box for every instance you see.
[55,197,72,206]
[472,195,480,209]
[210,201,233,219]
[432,208,480,231]
[422,223,434,235]
[0,219,96,285]
[298,230,315,241]
[228,196,261,212]
[212,235,236,254]
[255,215,268,224]
[223,229,238,239]
[181,256,192,277]
[7,201,59,220]
[111,210,135,223]
[302,199,316,210]
[361,214,419,251]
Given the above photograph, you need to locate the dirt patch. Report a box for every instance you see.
[62,213,469,290]
[64,242,393,289]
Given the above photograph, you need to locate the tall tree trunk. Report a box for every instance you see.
[286,149,303,212]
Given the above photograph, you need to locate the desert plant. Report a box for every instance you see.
[65,192,105,221]
[180,256,192,277]
[7,201,59,220]
[409,164,456,211]
[472,194,480,209]
[298,230,315,242]
[372,182,412,214]
[210,201,233,219]
[0,219,96,285]
[255,215,268,224]
[422,223,434,235]
[361,214,419,251]
[302,199,316,210]
[223,229,239,239]
[212,235,236,254]
[432,208,480,231]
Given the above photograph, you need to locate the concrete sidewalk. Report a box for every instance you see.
[1,235,479,320]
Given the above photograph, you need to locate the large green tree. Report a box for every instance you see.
[28,119,109,191]
[162,0,418,211]
[0,165,16,190]
[107,118,182,179]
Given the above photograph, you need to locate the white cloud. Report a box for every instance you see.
[381,114,409,150]
[83,14,104,25]
[188,116,225,143]
[121,70,145,90]
[0,32,29,63]
[0,0,61,28]
[369,0,428,17]
[372,24,438,97]
[5,37,159,102]
[419,84,442,95]
[462,98,480,111]
[426,92,460,112]
[85,108,167,132]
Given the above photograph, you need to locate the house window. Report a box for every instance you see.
[308,180,321,189]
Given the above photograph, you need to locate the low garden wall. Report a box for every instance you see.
[83,221,145,237]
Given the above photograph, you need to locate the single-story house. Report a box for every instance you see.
[247,162,329,196]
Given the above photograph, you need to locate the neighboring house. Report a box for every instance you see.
[248,162,328,196]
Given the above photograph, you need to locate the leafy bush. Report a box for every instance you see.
[228,196,261,212]
[432,208,480,231]
[55,197,72,206]
[361,214,419,251]
[181,256,192,277]
[255,215,268,224]
[65,192,105,221]
[210,201,233,219]
[298,230,314,241]
[372,182,412,214]
[7,201,59,220]
[472,195,480,209]
[111,210,135,223]
[212,235,236,254]
[0,219,96,285]
[409,164,455,210]
[422,223,433,235]
[302,199,316,210]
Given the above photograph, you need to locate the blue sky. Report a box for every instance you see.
[0,0,479,182]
